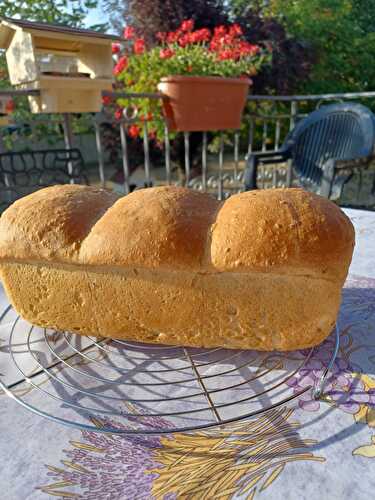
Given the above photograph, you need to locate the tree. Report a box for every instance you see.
[233,9,314,94]
[0,0,105,30]
[230,0,266,17]
[103,0,229,41]
[267,0,375,93]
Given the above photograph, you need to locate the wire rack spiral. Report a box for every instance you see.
[0,303,339,435]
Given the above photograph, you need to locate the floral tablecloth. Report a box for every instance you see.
[1,208,375,500]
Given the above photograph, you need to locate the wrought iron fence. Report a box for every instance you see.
[1,88,375,204]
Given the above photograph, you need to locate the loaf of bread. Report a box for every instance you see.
[0,185,355,351]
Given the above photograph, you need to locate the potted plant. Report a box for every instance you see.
[113,20,270,137]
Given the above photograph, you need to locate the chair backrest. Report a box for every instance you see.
[0,148,87,212]
[284,102,375,189]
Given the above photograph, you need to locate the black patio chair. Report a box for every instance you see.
[243,102,375,200]
[0,148,88,211]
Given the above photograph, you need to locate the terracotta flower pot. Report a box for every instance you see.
[157,75,251,132]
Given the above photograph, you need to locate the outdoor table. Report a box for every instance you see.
[0,207,374,500]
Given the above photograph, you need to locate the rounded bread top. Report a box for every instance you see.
[0,184,355,282]
[0,185,119,262]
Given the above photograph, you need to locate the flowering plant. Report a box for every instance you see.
[110,19,270,140]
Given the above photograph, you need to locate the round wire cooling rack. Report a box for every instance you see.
[0,304,340,435]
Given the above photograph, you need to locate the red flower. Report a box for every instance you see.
[238,41,260,56]
[191,28,211,43]
[229,24,243,37]
[134,38,146,54]
[128,124,140,138]
[102,95,112,106]
[115,108,123,120]
[156,31,167,42]
[5,99,15,113]
[178,33,192,47]
[223,33,235,45]
[113,56,128,75]
[181,19,194,32]
[248,44,260,56]
[159,48,175,59]
[209,38,220,51]
[140,112,153,121]
[166,31,179,43]
[218,49,234,61]
[166,32,175,43]
[111,43,121,54]
[210,32,233,50]
[214,25,227,38]
[123,26,135,40]
[186,65,193,72]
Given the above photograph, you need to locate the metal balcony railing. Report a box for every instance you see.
[1,88,375,204]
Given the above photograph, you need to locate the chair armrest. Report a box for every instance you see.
[245,149,291,162]
[319,155,373,199]
[244,149,291,190]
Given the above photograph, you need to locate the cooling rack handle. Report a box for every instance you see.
[312,324,340,400]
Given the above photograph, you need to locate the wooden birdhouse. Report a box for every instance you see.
[0,18,122,113]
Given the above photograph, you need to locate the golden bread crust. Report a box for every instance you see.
[0,185,355,350]
[211,189,354,282]
[0,184,119,263]
[0,185,354,281]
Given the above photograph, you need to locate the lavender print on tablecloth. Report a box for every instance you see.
[42,416,175,500]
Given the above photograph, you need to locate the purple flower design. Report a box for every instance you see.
[288,340,351,411]
[287,337,375,413]
[41,415,175,500]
